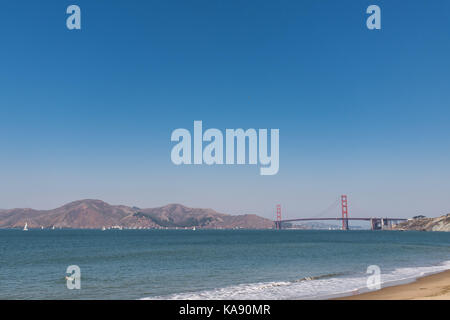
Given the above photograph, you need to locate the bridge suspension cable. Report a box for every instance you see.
[309,198,340,219]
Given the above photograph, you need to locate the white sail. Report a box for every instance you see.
[23,223,28,231]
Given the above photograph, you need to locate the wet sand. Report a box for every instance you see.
[337,269,450,300]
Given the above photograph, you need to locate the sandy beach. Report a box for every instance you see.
[338,269,450,300]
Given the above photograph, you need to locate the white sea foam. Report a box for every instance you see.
[142,260,450,300]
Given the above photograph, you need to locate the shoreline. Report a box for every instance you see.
[336,269,450,300]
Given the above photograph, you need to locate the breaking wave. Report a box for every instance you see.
[142,260,450,300]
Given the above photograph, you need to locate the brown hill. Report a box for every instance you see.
[0,200,274,230]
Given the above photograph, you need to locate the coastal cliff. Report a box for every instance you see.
[392,214,450,232]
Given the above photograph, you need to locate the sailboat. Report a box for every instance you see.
[23,223,28,231]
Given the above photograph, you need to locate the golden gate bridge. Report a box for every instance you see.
[274,195,407,230]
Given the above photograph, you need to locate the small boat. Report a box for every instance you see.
[102,226,106,231]
[52,226,55,230]
[23,223,28,231]
[192,226,196,231]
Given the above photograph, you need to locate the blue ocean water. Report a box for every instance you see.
[0,229,449,299]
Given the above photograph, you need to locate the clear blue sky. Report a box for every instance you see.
[1,1,449,220]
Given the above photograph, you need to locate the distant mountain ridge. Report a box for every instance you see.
[0,200,275,229]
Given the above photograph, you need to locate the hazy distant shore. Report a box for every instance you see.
[337,269,450,300]
[0,199,274,230]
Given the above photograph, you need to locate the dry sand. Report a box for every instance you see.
[337,269,450,300]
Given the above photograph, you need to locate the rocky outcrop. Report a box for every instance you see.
[392,214,450,232]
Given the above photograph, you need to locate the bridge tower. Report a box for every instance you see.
[276,204,282,230]
[341,195,349,230]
